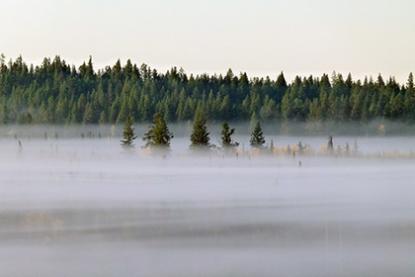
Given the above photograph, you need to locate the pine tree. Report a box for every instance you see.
[250,121,265,147]
[221,122,238,147]
[121,116,137,147]
[190,110,210,147]
[143,113,173,148]
[408,73,414,90]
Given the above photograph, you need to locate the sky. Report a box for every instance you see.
[1,0,414,83]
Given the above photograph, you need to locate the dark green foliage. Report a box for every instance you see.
[143,113,173,147]
[0,56,414,124]
[250,121,266,147]
[221,122,238,147]
[121,116,136,147]
[190,110,210,147]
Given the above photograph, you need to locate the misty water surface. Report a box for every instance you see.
[0,124,415,277]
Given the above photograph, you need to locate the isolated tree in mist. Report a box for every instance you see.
[250,121,265,147]
[327,136,334,152]
[190,109,210,147]
[121,116,137,147]
[221,122,238,147]
[143,113,173,147]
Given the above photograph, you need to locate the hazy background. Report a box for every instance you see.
[1,0,414,82]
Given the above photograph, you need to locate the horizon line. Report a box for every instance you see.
[1,54,413,85]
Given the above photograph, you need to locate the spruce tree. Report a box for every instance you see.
[121,116,137,147]
[190,110,210,147]
[143,113,173,148]
[408,73,414,90]
[250,121,265,147]
[221,122,238,147]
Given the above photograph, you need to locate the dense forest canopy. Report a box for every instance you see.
[0,55,414,124]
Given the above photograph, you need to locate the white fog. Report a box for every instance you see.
[0,124,415,277]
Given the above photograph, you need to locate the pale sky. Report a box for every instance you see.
[1,0,414,82]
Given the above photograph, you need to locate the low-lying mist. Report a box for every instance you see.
[1,121,414,158]
[0,122,414,277]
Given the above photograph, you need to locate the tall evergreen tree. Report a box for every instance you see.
[221,122,238,147]
[121,116,137,147]
[408,73,414,90]
[250,121,266,147]
[190,110,210,147]
[143,113,173,147]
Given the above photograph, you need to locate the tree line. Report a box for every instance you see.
[0,55,414,124]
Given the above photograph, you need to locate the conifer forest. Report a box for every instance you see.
[1,55,414,125]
